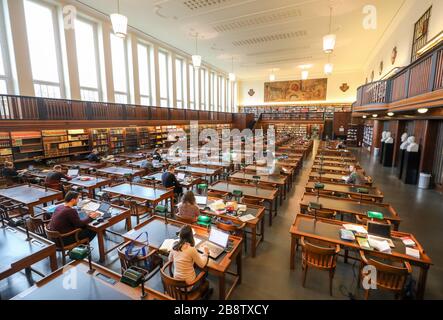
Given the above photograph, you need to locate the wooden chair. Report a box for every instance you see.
[45,227,89,265]
[359,251,412,299]
[349,193,376,202]
[215,219,247,252]
[300,236,340,296]
[117,241,163,280]
[27,216,50,238]
[306,207,337,220]
[207,190,229,200]
[241,196,265,206]
[122,197,150,225]
[160,261,210,300]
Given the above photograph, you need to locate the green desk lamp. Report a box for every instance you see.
[314,182,325,199]
[367,211,384,220]
[233,190,243,203]
[69,244,95,274]
[121,266,148,300]
[197,215,212,228]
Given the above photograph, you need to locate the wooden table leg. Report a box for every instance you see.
[416,265,429,300]
[96,230,106,263]
[290,234,296,270]
[261,216,265,242]
[274,198,278,216]
[49,251,58,271]
[218,274,226,300]
[251,225,257,258]
[237,248,242,285]
[268,201,273,226]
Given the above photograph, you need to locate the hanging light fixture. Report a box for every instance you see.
[324,53,333,75]
[301,70,309,80]
[110,0,128,38]
[269,68,276,81]
[192,33,201,69]
[323,7,336,53]
[229,57,236,81]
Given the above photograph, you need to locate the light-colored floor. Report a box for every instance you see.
[2,140,443,299]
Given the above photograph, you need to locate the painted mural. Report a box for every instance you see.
[264,78,327,102]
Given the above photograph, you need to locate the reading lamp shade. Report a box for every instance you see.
[324,63,333,75]
[110,13,128,38]
[229,73,236,82]
[269,73,276,81]
[192,55,201,68]
[323,34,336,53]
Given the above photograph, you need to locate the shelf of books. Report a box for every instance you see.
[137,127,151,150]
[0,132,13,164]
[363,125,374,151]
[109,128,125,154]
[67,129,90,155]
[275,124,308,138]
[42,130,70,158]
[125,127,138,152]
[91,129,109,155]
[239,104,352,120]
[10,131,44,163]
[346,124,359,147]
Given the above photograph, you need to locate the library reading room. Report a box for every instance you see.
[1,0,443,311]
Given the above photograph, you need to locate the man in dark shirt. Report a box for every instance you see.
[87,149,101,163]
[161,165,183,196]
[48,191,100,245]
[45,165,72,190]
[1,161,22,184]
[152,148,162,161]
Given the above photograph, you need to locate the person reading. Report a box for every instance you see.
[161,165,183,196]
[344,165,364,185]
[1,161,22,184]
[176,191,200,222]
[168,225,211,293]
[45,165,72,190]
[87,148,101,163]
[140,155,154,171]
[153,148,162,161]
[48,191,100,245]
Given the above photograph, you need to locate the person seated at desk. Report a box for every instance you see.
[153,148,162,161]
[48,191,100,245]
[162,165,183,196]
[336,140,346,149]
[140,155,154,171]
[87,149,101,163]
[1,161,23,184]
[45,165,72,190]
[176,191,200,222]
[343,165,364,185]
[168,225,210,290]
[269,160,282,176]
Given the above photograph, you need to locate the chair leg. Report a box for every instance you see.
[61,252,66,266]
[365,289,370,300]
[329,270,335,296]
[302,265,308,288]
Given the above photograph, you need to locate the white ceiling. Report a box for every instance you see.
[76,0,406,81]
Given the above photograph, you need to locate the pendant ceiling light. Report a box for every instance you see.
[324,53,333,75]
[323,7,336,53]
[229,57,236,81]
[192,33,201,69]
[301,70,309,80]
[110,0,128,38]
[269,68,276,81]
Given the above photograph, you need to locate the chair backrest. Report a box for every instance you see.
[28,216,50,238]
[160,261,192,300]
[307,207,336,219]
[301,237,340,270]
[45,227,65,249]
[175,214,197,224]
[207,190,229,199]
[349,193,376,202]
[242,196,264,206]
[361,252,412,292]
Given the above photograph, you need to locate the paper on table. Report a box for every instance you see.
[239,214,255,222]
[368,238,391,253]
[160,239,178,252]
[209,200,226,211]
[237,204,247,212]
[343,224,368,234]
[406,247,420,258]
[82,201,100,212]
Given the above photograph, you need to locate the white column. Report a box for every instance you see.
[7,0,34,96]
[153,44,160,107]
[63,21,81,100]
[130,34,140,105]
[185,60,190,109]
[102,23,114,102]
[171,52,177,108]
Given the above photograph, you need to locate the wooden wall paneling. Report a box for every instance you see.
[372,120,383,153]
[389,120,400,166]
[333,112,352,137]
[420,120,440,173]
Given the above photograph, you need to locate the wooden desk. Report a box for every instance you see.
[289,214,431,299]
[245,165,296,183]
[0,226,57,281]
[123,216,243,300]
[313,159,361,168]
[0,184,62,215]
[199,198,265,258]
[128,160,164,169]
[62,161,105,171]
[143,172,203,191]
[315,155,356,162]
[103,183,174,208]
[309,171,373,186]
[103,157,126,165]
[209,180,279,226]
[67,176,110,198]
[175,165,221,182]
[12,259,170,300]
[311,164,365,175]
[305,181,384,202]
[300,194,400,229]
[120,152,147,160]
[97,166,145,177]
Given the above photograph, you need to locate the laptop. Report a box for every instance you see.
[68,169,79,177]
[197,228,229,259]
[97,202,112,219]
[195,196,208,206]
[176,172,186,182]
[367,221,394,247]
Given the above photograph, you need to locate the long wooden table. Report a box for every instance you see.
[315,155,356,162]
[143,172,203,191]
[122,216,243,300]
[209,180,279,226]
[67,175,111,198]
[313,159,362,168]
[103,183,174,208]
[97,166,145,177]
[198,197,266,258]
[12,260,170,300]
[0,184,63,215]
[309,171,373,186]
[300,194,400,229]
[305,181,384,202]
[311,164,366,175]
[61,161,106,171]
[289,214,432,299]
[175,165,221,182]
[0,226,57,281]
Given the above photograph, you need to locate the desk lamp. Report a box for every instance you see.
[121,266,148,300]
[314,182,325,200]
[240,163,247,179]
[356,187,369,204]
[149,177,157,196]
[233,190,243,203]
[69,244,95,274]
[367,211,384,221]
[252,175,260,194]
[308,201,322,225]
[155,204,168,224]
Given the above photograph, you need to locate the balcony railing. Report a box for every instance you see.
[0,94,233,122]
[354,41,443,108]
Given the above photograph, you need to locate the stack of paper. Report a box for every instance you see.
[368,238,391,253]
[406,247,420,258]
[82,201,100,212]
[401,237,416,247]
[209,200,226,212]
[237,204,247,212]
[160,239,178,252]
[343,224,368,234]
[239,214,255,222]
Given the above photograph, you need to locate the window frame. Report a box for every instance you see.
[137,41,154,106]
[110,33,130,104]
[0,0,12,94]
[158,48,170,107]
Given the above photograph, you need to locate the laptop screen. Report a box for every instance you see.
[209,228,229,248]
[195,196,207,205]
[367,221,391,238]
[97,202,111,214]
[177,173,186,180]
[68,169,79,177]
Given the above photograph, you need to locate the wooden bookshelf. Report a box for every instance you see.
[137,127,151,150]
[109,128,125,154]
[91,129,109,154]
[67,129,90,155]
[125,127,138,152]
[0,132,13,164]
[11,131,44,162]
[42,130,69,158]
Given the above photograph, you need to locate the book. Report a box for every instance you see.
[406,247,420,258]
[367,238,391,253]
[340,229,355,241]
[343,224,368,234]
[401,237,416,247]
[356,237,372,250]
[159,239,178,252]
[239,214,256,222]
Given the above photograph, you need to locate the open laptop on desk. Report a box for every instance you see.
[195,196,208,206]
[68,169,79,177]
[367,221,395,247]
[176,172,186,182]
[97,202,112,219]
[197,228,229,259]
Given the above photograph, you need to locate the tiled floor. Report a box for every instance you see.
[2,141,442,300]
